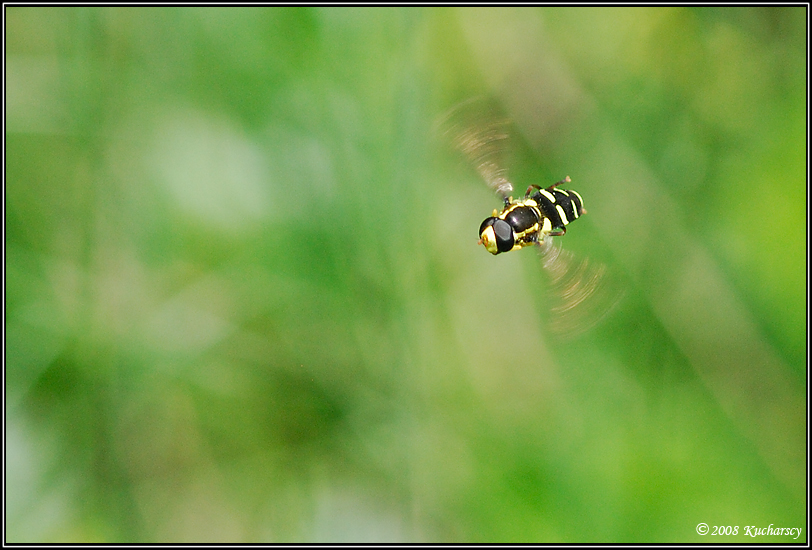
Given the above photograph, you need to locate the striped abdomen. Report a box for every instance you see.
[530,187,585,233]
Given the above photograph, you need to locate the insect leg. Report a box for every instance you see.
[546,175,571,191]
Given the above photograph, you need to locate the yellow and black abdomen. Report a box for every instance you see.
[530,187,585,234]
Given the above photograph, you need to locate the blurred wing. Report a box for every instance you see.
[536,238,625,339]
[437,97,514,200]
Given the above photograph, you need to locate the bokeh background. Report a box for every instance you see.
[5,6,806,543]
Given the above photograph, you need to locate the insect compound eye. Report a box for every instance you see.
[479,217,515,255]
[491,219,514,253]
[479,217,496,236]
[479,217,499,255]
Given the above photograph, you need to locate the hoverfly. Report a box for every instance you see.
[439,97,621,337]
[478,175,585,255]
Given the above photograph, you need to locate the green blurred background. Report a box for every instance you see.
[5,7,806,543]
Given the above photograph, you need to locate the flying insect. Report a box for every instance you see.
[478,175,585,255]
[438,97,621,337]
